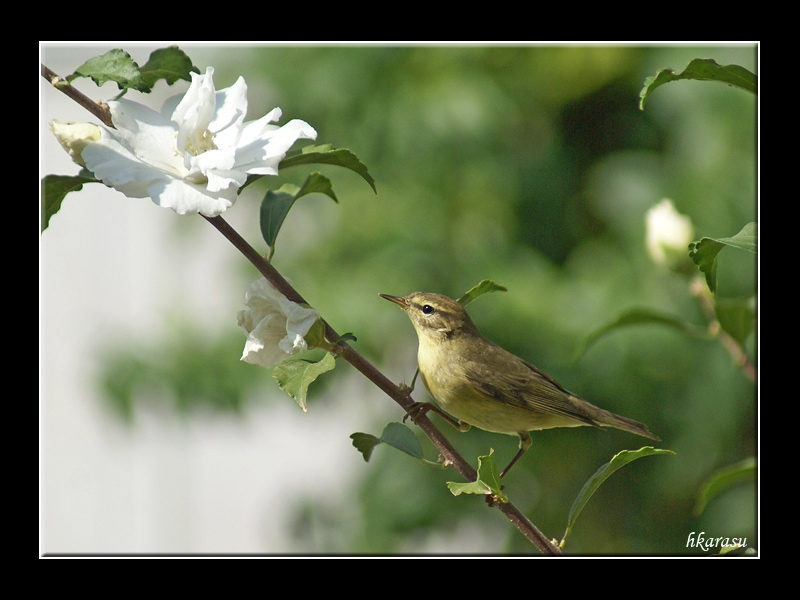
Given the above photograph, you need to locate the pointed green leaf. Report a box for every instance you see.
[260,188,296,252]
[41,173,99,232]
[280,144,376,193]
[67,49,149,93]
[139,46,199,89]
[640,58,757,109]
[350,432,382,462]
[694,457,756,516]
[457,280,508,305]
[713,221,757,253]
[296,171,339,203]
[447,449,507,503]
[271,352,336,411]
[689,222,757,294]
[560,447,674,548]
[259,172,338,259]
[576,308,708,359]
[349,422,432,464]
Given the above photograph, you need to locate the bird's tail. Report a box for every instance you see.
[601,411,660,441]
[569,395,660,441]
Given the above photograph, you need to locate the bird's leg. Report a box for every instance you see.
[403,402,471,432]
[499,431,532,478]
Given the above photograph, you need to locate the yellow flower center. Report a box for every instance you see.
[185,128,216,156]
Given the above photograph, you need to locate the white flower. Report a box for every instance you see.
[237,278,322,369]
[645,199,694,269]
[62,67,317,217]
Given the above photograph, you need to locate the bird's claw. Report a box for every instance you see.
[403,401,431,423]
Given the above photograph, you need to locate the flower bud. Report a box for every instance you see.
[50,120,101,167]
[646,199,694,272]
[237,278,323,369]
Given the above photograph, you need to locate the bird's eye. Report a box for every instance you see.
[422,304,435,315]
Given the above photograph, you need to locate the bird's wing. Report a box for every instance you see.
[464,350,597,427]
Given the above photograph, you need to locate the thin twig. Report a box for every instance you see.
[42,64,562,555]
[41,65,113,127]
[690,277,757,382]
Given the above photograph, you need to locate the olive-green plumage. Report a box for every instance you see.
[381,291,659,477]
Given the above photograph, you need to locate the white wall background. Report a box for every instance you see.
[40,44,392,555]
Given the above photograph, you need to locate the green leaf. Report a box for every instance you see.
[295,170,339,203]
[689,222,757,294]
[640,58,757,109]
[575,308,708,359]
[447,449,508,503]
[271,352,336,412]
[66,47,198,95]
[712,221,758,253]
[139,46,199,89]
[457,279,508,305]
[349,422,425,463]
[41,173,99,232]
[380,422,424,459]
[350,432,382,462]
[280,144,377,193]
[67,49,150,93]
[260,172,338,259]
[260,189,295,253]
[694,457,756,516]
[560,447,674,548]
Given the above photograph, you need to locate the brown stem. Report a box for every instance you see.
[41,65,113,127]
[42,64,562,556]
[691,277,757,382]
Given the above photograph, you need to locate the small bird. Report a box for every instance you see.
[381,292,659,478]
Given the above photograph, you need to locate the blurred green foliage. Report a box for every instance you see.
[95,44,757,554]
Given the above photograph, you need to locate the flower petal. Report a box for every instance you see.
[107,100,184,175]
[209,76,248,137]
[240,312,292,369]
[173,68,218,154]
[82,135,168,198]
[236,118,318,175]
[148,177,237,216]
[234,107,283,147]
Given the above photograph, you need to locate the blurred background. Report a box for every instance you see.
[40,43,757,555]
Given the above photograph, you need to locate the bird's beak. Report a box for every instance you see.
[379,293,408,309]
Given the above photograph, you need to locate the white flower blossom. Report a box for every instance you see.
[646,199,694,269]
[56,67,317,217]
[237,278,322,369]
